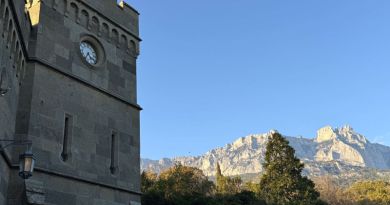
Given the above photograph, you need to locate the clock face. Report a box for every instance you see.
[80,41,97,65]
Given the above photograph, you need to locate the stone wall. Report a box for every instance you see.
[0,156,10,205]
[9,0,32,44]
[80,0,139,36]
[0,0,28,100]
[0,0,30,202]
[24,63,141,193]
[23,172,141,205]
[1,0,142,204]
[28,0,139,104]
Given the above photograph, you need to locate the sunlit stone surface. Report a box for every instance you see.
[142,126,390,178]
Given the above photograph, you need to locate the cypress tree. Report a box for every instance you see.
[215,162,243,194]
[216,162,225,193]
[259,132,323,205]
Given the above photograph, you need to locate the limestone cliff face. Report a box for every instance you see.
[141,126,390,177]
[314,126,366,166]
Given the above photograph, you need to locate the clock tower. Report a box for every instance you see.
[0,0,142,204]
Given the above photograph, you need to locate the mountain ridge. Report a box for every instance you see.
[141,125,390,179]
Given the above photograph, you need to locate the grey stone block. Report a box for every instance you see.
[46,190,77,205]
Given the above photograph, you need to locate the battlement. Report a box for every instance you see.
[81,0,139,35]
[27,0,140,37]
[81,0,139,15]
[118,0,139,15]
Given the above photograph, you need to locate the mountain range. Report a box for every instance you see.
[141,125,390,181]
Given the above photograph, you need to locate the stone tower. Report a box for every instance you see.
[0,0,142,204]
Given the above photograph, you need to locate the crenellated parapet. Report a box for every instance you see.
[34,0,140,57]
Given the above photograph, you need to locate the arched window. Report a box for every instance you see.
[91,16,99,34]
[121,34,127,50]
[130,40,137,56]
[80,10,89,28]
[111,29,119,46]
[69,2,78,21]
[0,67,9,96]
[2,9,9,36]
[101,23,109,40]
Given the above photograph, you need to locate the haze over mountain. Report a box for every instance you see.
[141,125,390,179]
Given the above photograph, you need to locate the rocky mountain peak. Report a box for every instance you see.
[142,126,390,177]
[315,125,368,146]
[335,125,368,146]
[315,126,337,143]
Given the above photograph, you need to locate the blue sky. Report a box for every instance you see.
[125,0,390,159]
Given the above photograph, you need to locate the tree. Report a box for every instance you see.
[259,132,323,205]
[244,181,262,198]
[141,165,215,205]
[345,181,390,204]
[158,164,214,196]
[212,190,267,205]
[157,164,214,205]
[215,162,242,194]
[313,176,352,205]
[142,164,267,205]
[141,170,167,205]
[141,171,158,193]
[216,162,224,193]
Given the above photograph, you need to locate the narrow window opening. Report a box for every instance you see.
[61,114,72,161]
[110,131,118,174]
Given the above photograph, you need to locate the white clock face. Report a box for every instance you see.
[80,42,97,65]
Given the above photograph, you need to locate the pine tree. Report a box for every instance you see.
[259,132,323,205]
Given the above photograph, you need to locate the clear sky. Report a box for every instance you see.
[125,0,390,160]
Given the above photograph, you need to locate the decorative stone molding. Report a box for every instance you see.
[39,0,140,57]
[0,0,27,87]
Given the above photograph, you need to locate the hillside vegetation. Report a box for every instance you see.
[142,132,390,205]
